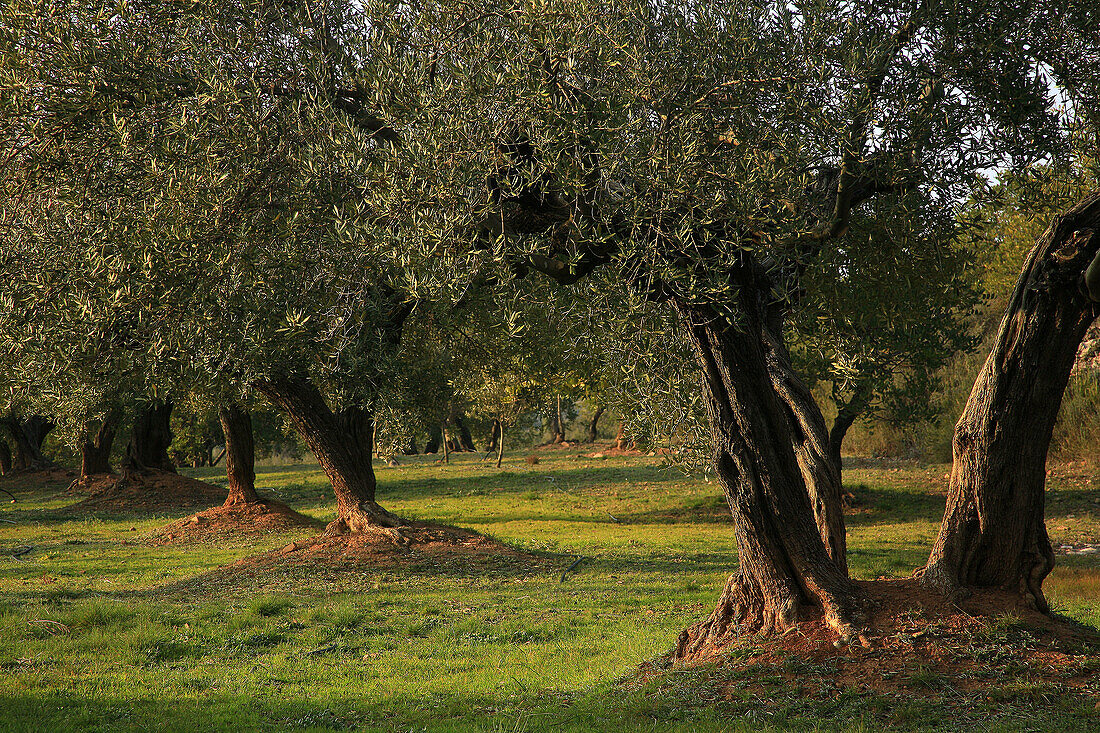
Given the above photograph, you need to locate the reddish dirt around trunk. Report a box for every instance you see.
[258,522,551,574]
[154,522,558,599]
[150,500,325,545]
[62,471,226,514]
[660,578,1100,698]
[0,468,77,496]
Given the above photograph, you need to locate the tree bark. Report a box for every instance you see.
[763,342,847,571]
[23,416,54,457]
[424,424,442,453]
[79,411,119,479]
[2,413,55,471]
[454,415,476,451]
[126,401,176,473]
[442,424,450,464]
[673,291,863,658]
[613,422,632,450]
[486,419,501,452]
[551,396,566,443]
[0,439,10,475]
[586,406,605,443]
[496,421,504,468]
[828,383,874,474]
[257,377,403,531]
[219,402,259,506]
[922,191,1100,613]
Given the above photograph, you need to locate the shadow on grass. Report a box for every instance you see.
[615,496,731,525]
[1047,486,1100,520]
[842,484,946,527]
[4,666,1094,733]
[0,688,714,733]
[376,463,683,502]
[1,505,216,525]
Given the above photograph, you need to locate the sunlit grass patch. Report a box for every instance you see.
[0,453,1098,731]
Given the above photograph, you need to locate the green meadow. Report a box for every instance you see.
[1,451,1098,732]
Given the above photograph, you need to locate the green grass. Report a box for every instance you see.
[1,451,1098,731]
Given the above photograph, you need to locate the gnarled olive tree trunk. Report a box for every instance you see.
[0,440,10,475]
[674,291,863,660]
[218,402,259,506]
[764,335,848,571]
[257,377,403,532]
[454,414,477,451]
[79,410,119,479]
[486,419,501,452]
[548,397,566,443]
[613,422,631,450]
[424,424,442,454]
[922,191,1100,613]
[2,413,55,471]
[126,401,176,473]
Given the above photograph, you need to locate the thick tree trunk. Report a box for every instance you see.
[613,422,632,451]
[585,406,605,443]
[127,401,176,473]
[922,192,1100,613]
[454,415,476,451]
[442,424,450,464]
[257,377,403,531]
[496,422,504,468]
[764,341,847,571]
[23,416,54,456]
[79,411,119,479]
[219,403,259,506]
[0,439,10,475]
[2,413,55,470]
[424,424,442,454]
[673,293,862,658]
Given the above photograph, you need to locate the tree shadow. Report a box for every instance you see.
[0,688,667,733]
[1046,485,1100,520]
[378,463,683,501]
[841,484,947,527]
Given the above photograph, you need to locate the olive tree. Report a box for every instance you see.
[346,0,1099,646]
[0,0,469,531]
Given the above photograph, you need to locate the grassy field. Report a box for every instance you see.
[1,450,1098,732]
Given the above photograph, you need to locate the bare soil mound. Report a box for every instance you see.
[61,471,226,514]
[154,522,558,599]
[255,522,552,574]
[0,467,77,496]
[655,578,1099,712]
[150,500,324,545]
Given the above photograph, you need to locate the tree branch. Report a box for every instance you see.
[822,7,927,241]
